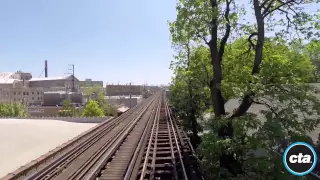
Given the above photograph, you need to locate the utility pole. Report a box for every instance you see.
[67,64,75,92]
[129,82,132,108]
[72,64,75,92]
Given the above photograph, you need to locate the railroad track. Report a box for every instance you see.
[2,92,202,180]
[126,94,203,180]
[1,93,160,180]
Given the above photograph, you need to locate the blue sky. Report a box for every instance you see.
[0,0,176,85]
[0,1,318,86]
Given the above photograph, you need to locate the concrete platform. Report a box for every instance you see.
[0,119,98,178]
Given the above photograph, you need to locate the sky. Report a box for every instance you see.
[0,0,177,86]
[0,1,318,86]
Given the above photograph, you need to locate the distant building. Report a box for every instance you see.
[106,84,142,96]
[42,91,83,106]
[79,79,103,88]
[0,72,43,105]
[29,75,80,92]
[0,72,82,106]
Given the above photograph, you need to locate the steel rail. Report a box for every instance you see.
[24,106,144,180]
[72,94,161,180]
[139,100,160,180]
[166,106,179,180]
[3,99,146,180]
[52,94,159,180]
[29,105,150,180]
[11,95,157,180]
[168,106,204,180]
[123,94,161,180]
[165,98,188,180]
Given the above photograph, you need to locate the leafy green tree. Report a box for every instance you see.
[169,0,319,178]
[59,99,78,117]
[0,103,29,117]
[198,37,319,179]
[82,85,116,116]
[304,40,320,82]
[81,100,104,117]
[170,46,211,148]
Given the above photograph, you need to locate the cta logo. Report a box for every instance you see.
[283,142,317,176]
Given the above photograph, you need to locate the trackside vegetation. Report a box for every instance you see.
[0,102,29,117]
[168,0,320,179]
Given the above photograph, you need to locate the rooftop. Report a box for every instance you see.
[0,72,21,84]
[104,95,142,99]
[29,76,69,81]
[44,91,80,94]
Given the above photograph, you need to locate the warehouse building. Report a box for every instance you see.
[42,91,83,106]
[106,84,142,96]
[0,72,82,106]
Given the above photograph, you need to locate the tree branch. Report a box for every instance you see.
[197,34,209,44]
[231,0,265,118]
[262,0,276,16]
[199,60,211,87]
[262,0,296,18]
[252,99,279,117]
[260,0,273,9]
[218,0,232,60]
[248,32,258,50]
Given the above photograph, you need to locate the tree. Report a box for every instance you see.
[0,102,29,117]
[170,46,212,148]
[169,0,319,177]
[82,85,117,116]
[304,40,320,82]
[81,100,104,117]
[58,99,78,117]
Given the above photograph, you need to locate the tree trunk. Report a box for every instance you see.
[189,88,201,148]
[231,0,265,118]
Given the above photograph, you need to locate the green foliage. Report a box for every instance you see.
[222,37,316,99]
[103,103,118,116]
[81,100,104,117]
[82,86,117,116]
[0,102,29,117]
[59,99,78,117]
[199,83,319,179]
[170,37,319,179]
[304,40,320,82]
[169,46,211,136]
[169,0,320,178]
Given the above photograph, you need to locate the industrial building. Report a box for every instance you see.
[29,75,80,92]
[106,84,142,96]
[0,70,81,106]
[0,72,44,105]
[42,91,83,106]
[79,79,103,88]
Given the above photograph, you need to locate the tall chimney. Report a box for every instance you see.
[45,60,48,77]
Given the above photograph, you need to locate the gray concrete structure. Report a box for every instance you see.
[79,79,103,88]
[106,84,142,96]
[43,91,83,106]
[29,75,80,92]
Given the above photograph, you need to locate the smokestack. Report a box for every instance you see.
[45,60,48,77]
